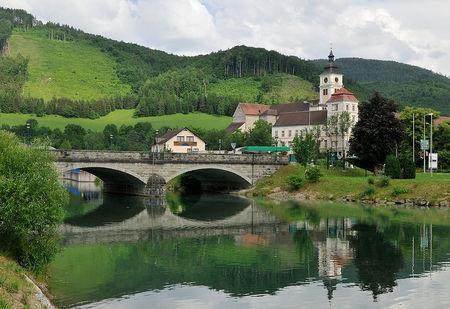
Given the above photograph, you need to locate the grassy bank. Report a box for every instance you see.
[0,110,232,131]
[254,165,450,205]
[0,255,48,308]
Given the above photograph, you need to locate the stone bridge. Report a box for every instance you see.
[53,150,288,196]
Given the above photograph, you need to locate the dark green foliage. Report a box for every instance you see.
[292,133,320,166]
[399,157,416,179]
[367,177,375,185]
[437,150,450,171]
[0,131,67,271]
[349,93,404,171]
[384,155,401,179]
[287,174,303,191]
[245,120,274,146]
[304,166,322,183]
[362,186,375,197]
[376,176,390,188]
[0,55,28,112]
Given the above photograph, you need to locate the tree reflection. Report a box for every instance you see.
[349,224,404,300]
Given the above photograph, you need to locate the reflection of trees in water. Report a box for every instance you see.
[349,224,404,300]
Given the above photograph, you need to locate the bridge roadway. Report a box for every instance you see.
[53,150,288,196]
[62,203,283,245]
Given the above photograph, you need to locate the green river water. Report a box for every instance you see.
[49,181,450,308]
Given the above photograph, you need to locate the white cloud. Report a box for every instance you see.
[1,0,450,75]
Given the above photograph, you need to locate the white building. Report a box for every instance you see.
[226,49,359,156]
[151,128,206,153]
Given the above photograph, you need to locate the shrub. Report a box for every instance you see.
[305,166,322,183]
[287,174,304,191]
[0,132,67,271]
[362,185,375,197]
[391,186,410,197]
[376,176,390,188]
[367,177,375,185]
[385,155,401,179]
[400,157,416,179]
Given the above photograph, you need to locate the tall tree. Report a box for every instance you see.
[337,111,352,168]
[245,120,273,146]
[292,132,319,165]
[349,93,404,172]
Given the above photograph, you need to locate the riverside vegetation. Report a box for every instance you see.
[0,131,68,308]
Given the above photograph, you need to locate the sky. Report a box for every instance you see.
[1,0,450,76]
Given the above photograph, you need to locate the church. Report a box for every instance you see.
[225,50,359,157]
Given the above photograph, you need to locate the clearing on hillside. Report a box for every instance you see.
[8,28,131,101]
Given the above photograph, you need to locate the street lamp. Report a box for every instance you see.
[219,139,222,153]
[109,134,113,150]
[428,113,433,175]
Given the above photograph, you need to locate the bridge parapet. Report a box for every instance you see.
[52,150,289,165]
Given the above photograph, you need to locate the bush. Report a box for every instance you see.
[384,155,401,179]
[376,176,390,188]
[391,186,410,197]
[0,131,67,271]
[305,166,322,183]
[362,185,375,197]
[400,157,416,179]
[287,174,303,191]
[367,177,375,185]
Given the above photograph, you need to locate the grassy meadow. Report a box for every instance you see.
[8,28,131,100]
[254,164,450,204]
[0,110,232,131]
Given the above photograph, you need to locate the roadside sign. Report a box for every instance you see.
[420,139,429,150]
[429,153,438,169]
[231,143,237,150]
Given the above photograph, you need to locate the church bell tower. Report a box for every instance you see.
[319,49,343,105]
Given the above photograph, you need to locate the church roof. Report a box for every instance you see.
[327,87,358,103]
[261,102,310,116]
[239,103,270,115]
[274,110,327,127]
[225,122,245,133]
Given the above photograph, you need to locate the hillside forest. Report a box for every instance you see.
[1,6,449,121]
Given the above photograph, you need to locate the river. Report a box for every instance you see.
[48,181,450,308]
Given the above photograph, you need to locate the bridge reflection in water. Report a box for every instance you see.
[49,183,450,309]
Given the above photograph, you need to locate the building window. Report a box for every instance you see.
[333,104,338,111]
[177,136,185,142]
[335,77,339,83]
[295,130,299,136]
[346,104,349,111]
[281,131,285,137]
[186,136,194,142]
[352,115,356,122]
[352,104,356,111]
[274,130,278,137]
[324,77,328,83]
[323,89,328,96]
[324,140,328,149]
[288,130,292,137]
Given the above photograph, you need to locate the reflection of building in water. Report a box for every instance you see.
[63,169,96,182]
[63,179,102,201]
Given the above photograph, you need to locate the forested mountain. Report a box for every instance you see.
[313,58,450,115]
[1,6,449,120]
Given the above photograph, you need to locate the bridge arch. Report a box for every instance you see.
[165,166,252,193]
[59,164,147,195]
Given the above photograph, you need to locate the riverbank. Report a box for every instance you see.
[0,255,54,308]
[250,165,450,207]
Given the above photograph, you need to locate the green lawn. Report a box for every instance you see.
[0,110,232,131]
[8,28,131,100]
[254,165,450,204]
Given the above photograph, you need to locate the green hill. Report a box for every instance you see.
[312,58,450,115]
[9,28,131,100]
[1,6,449,126]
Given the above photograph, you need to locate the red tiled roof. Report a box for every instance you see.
[327,87,358,103]
[239,103,270,115]
[435,116,450,127]
[274,110,327,127]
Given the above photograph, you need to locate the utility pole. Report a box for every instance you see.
[430,113,433,176]
[423,114,426,173]
[412,113,415,162]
